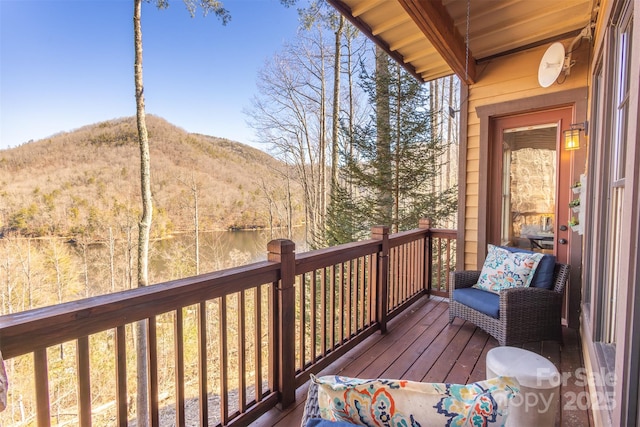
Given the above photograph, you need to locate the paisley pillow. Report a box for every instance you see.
[313,374,519,426]
[473,244,543,294]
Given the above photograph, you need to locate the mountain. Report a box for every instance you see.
[0,116,302,238]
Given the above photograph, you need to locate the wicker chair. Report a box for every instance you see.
[448,263,570,346]
[301,380,321,426]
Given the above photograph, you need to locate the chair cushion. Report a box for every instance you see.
[501,246,556,289]
[453,287,500,318]
[312,374,519,427]
[474,244,543,294]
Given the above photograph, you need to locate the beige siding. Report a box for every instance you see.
[463,38,589,269]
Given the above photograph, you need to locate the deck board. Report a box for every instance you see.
[257,296,591,427]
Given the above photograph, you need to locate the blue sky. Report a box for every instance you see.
[0,0,305,150]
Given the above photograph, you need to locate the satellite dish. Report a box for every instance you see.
[538,42,566,88]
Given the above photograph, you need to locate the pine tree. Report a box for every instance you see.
[326,52,457,243]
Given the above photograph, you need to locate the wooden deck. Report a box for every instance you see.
[254,296,592,427]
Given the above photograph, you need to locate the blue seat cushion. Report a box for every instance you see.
[501,246,556,289]
[453,287,500,319]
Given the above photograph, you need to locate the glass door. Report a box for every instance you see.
[500,124,557,252]
[489,107,574,266]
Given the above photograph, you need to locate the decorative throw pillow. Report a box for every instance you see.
[473,244,543,294]
[313,374,519,427]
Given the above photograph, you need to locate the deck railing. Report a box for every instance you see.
[0,220,456,426]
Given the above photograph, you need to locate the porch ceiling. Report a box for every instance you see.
[328,0,596,84]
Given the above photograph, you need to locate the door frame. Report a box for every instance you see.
[489,108,572,261]
[474,87,587,328]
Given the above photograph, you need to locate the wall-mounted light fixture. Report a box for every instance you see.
[564,122,588,150]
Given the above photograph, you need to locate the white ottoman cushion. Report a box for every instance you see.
[486,347,561,427]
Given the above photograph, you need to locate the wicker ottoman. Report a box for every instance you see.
[486,346,561,426]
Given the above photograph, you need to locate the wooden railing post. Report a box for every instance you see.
[419,218,433,294]
[371,226,389,334]
[268,239,296,409]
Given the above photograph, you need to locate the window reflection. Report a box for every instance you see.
[501,125,557,252]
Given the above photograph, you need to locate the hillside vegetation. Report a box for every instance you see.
[0,116,302,239]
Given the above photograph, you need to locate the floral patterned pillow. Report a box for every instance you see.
[473,244,544,294]
[313,374,519,426]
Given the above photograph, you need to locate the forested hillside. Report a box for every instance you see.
[0,115,303,239]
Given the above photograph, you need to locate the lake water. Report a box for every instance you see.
[150,228,308,280]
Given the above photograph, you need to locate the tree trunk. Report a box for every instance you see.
[346,27,355,195]
[190,174,200,275]
[392,63,402,233]
[331,15,344,192]
[108,227,116,292]
[319,38,327,241]
[375,46,392,226]
[134,0,151,424]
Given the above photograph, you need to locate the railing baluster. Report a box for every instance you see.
[346,260,352,339]
[175,309,185,427]
[356,258,366,331]
[299,273,305,370]
[321,267,327,356]
[311,270,317,362]
[148,317,159,427]
[338,263,344,344]
[330,265,336,348]
[403,244,408,302]
[238,290,247,413]
[268,281,276,396]
[115,325,127,427]
[254,285,263,402]
[220,296,229,425]
[77,336,91,427]
[444,239,452,293]
[369,253,376,325]
[198,301,208,425]
[34,348,51,427]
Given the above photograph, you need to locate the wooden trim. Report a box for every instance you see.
[220,295,229,425]
[0,262,280,359]
[34,348,51,427]
[613,3,640,425]
[148,317,159,426]
[457,83,469,270]
[197,302,208,424]
[397,0,476,84]
[115,325,127,427]
[268,239,297,408]
[174,309,185,427]
[475,87,588,263]
[77,336,91,427]
[372,226,390,333]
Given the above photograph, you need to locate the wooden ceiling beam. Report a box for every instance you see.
[397,0,477,84]
[371,14,411,36]
[326,0,424,82]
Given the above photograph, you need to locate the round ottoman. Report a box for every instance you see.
[486,347,561,427]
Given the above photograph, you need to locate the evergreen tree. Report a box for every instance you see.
[326,52,457,242]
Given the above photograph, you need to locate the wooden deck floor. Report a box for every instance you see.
[254,295,592,427]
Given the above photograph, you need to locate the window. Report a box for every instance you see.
[599,4,632,344]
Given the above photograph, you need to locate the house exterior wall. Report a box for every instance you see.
[460,0,640,425]
[461,37,589,270]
